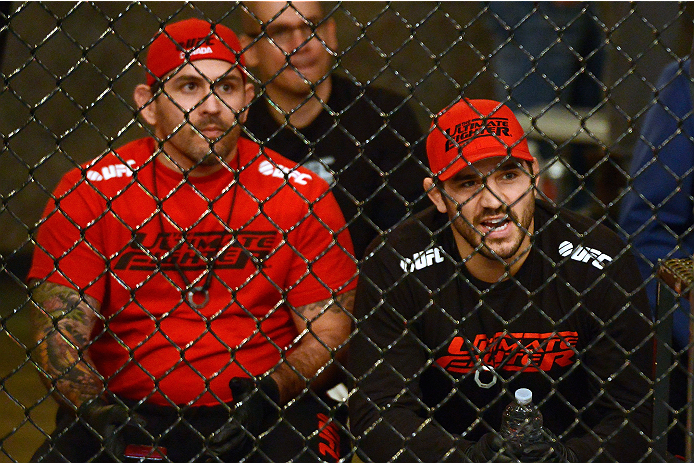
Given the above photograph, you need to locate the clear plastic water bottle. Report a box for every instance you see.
[500,388,544,453]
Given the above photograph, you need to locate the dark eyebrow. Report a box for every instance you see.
[303,15,327,26]
[169,73,204,86]
[450,160,523,183]
[169,71,243,86]
[215,73,244,84]
[269,15,325,27]
[451,171,480,184]
[223,73,243,82]
[495,160,524,172]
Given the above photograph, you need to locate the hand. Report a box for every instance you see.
[207,376,281,458]
[518,430,578,463]
[464,432,517,463]
[79,398,147,457]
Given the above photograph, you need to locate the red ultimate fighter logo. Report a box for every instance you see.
[436,331,578,374]
[444,117,511,151]
[114,231,278,271]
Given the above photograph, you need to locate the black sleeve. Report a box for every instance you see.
[348,247,469,463]
[565,246,653,463]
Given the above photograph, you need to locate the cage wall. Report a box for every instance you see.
[1,2,693,463]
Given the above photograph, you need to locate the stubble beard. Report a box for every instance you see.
[171,120,241,169]
[452,200,534,262]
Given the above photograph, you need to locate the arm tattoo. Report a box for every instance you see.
[30,280,104,408]
[272,289,355,403]
[294,290,355,320]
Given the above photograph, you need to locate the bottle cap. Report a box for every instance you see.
[515,388,532,405]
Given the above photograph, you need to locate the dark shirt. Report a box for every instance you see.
[242,74,428,258]
[349,200,653,463]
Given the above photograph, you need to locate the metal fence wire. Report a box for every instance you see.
[1,1,694,463]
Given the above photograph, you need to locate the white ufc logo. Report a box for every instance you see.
[400,247,445,273]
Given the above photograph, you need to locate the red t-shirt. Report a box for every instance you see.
[29,137,357,406]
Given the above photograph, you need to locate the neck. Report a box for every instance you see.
[156,150,238,178]
[264,77,332,129]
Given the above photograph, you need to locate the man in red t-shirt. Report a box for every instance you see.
[28,18,357,463]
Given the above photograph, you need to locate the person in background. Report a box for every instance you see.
[239,1,428,259]
[28,18,356,463]
[618,51,694,459]
[349,99,652,463]
[487,2,606,214]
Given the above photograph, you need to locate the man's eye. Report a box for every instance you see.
[502,171,519,181]
[267,26,292,41]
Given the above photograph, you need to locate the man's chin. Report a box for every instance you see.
[277,71,328,94]
[479,241,520,261]
[198,156,221,167]
[196,140,236,166]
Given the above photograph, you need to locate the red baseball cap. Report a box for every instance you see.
[426,99,533,181]
[145,18,245,86]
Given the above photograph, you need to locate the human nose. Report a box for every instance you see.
[197,89,224,114]
[477,182,505,209]
[280,25,315,51]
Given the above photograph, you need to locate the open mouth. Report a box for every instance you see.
[480,216,510,235]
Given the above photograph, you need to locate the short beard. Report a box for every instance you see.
[449,199,534,262]
[190,125,241,168]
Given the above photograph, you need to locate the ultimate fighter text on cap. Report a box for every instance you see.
[145,18,245,86]
[426,99,534,181]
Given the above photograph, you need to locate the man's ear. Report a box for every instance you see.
[321,17,338,53]
[133,84,157,126]
[424,177,448,214]
[239,34,260,68]
[530,158,541,188]
[238,82,256,125]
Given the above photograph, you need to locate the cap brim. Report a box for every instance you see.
[437,148,534,181]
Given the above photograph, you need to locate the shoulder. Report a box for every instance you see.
[364,206,445,266]
[658,59,690,84]
[84,138,152,178]
[535,201,627,270]
[332,75,411,112]
[388,206,443,244]
[56,138,153,195]
[237,137,331,196]
[652,60,692,109]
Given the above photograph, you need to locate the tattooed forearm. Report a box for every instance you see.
[271,289,355,403]
[30,280,104,408]
[294,290,355,319]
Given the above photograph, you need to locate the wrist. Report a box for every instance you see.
[258,375,281,405]
[229,376,281,406]
[78,397,108,414]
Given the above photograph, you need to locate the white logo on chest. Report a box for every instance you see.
[86,160,137,181]
[258,160,313,185]
[558,241,612,270]
[400,247,445,272]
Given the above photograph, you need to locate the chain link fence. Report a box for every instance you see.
[1,1,693,462]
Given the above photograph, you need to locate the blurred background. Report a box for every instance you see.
[1,2,692,462]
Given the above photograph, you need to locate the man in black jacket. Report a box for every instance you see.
[348,99,653,463]
[240,1,427,258]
